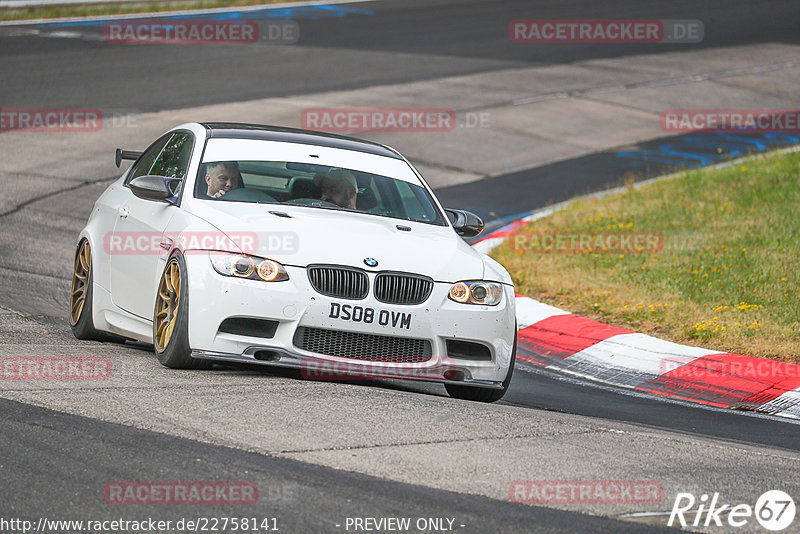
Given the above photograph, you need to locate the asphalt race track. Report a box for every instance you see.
[0,397,668,533]
[1,1,799,532]
[2,0,799,110]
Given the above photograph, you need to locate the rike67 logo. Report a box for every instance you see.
[669,490,795,531]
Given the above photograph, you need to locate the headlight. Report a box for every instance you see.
[448,281,503,306]
[209,253,289,282]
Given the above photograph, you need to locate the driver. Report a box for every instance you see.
[318,169,358,209]
[205,162,242,198]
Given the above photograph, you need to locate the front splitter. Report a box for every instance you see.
[191,348,504,389]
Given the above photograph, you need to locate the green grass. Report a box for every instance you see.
[0,0,300,22]
[492,150,800,361]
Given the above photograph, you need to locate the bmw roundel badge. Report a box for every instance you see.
[363,258,378,267]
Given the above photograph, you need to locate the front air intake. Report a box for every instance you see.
[446,339,492,361]
[294,327,432,363]
[218,317,278,339]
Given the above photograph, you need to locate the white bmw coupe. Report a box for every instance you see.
[70,123,516,401]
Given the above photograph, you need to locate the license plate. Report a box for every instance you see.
[328,302,412,330]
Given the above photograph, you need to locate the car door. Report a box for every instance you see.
[109,131,194,319]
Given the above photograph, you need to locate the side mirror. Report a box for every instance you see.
[129,175,180,204]
[445,208,484,238]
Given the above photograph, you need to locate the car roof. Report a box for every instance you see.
[200,122,403,160]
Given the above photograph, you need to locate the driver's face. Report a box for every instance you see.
[320,177,356,208]
[206,166,239,197]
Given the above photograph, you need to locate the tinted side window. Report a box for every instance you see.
[150,132,194,179]
[125,134,171,185]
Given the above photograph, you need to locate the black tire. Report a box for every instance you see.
[153,252,210,370]
[445,327,516,403]
[69,239,126,343]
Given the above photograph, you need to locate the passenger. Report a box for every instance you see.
[205,162,243,198]
[318,169,358,209]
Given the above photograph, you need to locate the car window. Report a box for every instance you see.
[125,134,171,185]
[195,160,446,226]
[150,132,194,180]
[395,179,439,222]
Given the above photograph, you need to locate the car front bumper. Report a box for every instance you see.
[185,254,516,387]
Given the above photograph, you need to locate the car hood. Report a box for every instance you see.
[187,202,486,281]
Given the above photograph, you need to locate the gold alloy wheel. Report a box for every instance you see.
[154,258,181,352]
[69,240,91,325]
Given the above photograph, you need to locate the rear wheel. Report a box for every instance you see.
[445,327,516,403]
[70,239,124,342]
[153,253,210,369]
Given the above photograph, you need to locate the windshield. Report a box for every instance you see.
[194,160,447,226]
